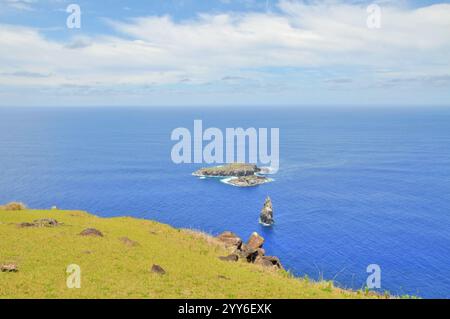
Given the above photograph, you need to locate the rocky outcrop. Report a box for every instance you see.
[194,163,260,177]
[254,256,283,269]
[216,231,242,249]
[216,231,283,270]
[247,232,265,250]
[79,228,103,237]
[259,197,274,226]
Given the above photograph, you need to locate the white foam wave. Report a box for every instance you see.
[258,166,277,174]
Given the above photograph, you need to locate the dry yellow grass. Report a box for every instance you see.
[0,209,380,299]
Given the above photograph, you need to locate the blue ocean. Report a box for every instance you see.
[1,106,449,298]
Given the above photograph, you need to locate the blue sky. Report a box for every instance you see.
[0,0,449,107]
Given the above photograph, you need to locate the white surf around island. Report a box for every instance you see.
[258,166,277,175]
[258,218,274,227]
[193,174,274,187]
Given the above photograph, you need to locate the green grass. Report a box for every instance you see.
[0,209,378,299]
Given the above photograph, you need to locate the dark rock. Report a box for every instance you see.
[256,248,266,256]
[267,256,283,269]
[1,263,18,272]
[254,256,272,268]
[237,244,259,263]
[33,218,59,227]
[247,232,264,250]
[218,254,239,262]
[119,237,139,247]
[151,264,166,275]
[245,250,259,263]
[255,256,283,269]
[259,196,274,225]
[216,231,242,249]
[79,228,103,237]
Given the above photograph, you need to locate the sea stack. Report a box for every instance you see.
[259,196,274,226]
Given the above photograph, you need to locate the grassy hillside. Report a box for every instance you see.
[0,208,377,299]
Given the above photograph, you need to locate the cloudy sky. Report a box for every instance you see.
[0,0,449,107]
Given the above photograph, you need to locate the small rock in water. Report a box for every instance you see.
[259,196,274,226]
[151,264,166,275]
[79,228,103,237]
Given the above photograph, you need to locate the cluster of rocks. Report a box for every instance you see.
[227,175,270,187]
[216,231,283,270]
[19,218,60,228]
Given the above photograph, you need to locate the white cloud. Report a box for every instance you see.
[0,0,36,11]
[0,0,449,95]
